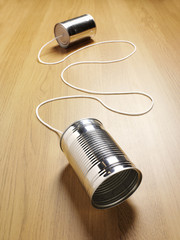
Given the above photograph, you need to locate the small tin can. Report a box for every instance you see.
[54,14,96,48]
[60,118,142,209]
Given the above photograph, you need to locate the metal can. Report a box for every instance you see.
[54,14,96,48]
[60,118,142,209]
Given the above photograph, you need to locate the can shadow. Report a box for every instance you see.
[38,38,94,63]
[60,164,136,240]
[52,38,94,54]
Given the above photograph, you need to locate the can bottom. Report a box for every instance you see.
[54,23,70,48]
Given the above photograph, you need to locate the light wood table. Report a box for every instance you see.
[0,0,180,239]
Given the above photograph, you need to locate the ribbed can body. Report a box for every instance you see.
[54,14,96,48]
[60,118,142,209]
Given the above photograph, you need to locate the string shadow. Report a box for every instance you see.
[60,165,136,240]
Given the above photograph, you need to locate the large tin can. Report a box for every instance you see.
[54,14,96,48]
[60,118,142,209]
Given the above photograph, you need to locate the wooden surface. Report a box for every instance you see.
[0,0,180,239]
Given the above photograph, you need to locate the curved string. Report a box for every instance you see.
[36,38,154,135]
[36,94,154,135]
[38,38,136,65]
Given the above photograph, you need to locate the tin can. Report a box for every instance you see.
[60,118,142,209]
[54,14,96,48]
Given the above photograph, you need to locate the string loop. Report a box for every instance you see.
[36,38,154,135]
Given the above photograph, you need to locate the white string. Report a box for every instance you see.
[36,37,154,135]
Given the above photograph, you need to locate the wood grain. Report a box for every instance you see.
[0,0,180,239]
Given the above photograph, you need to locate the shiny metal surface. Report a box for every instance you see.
[54,14,96,48]
[60,118,142,209]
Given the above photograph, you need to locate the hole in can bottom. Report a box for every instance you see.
[91,169,142,209]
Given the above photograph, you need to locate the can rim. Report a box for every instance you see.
[83,14,97,38]
[91,167,142,209]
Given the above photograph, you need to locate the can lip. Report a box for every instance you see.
[91,167,142,209]
[83,14,97,38]
[60,118,102,150]
[62,13,96,25]
[85,13,96,25]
